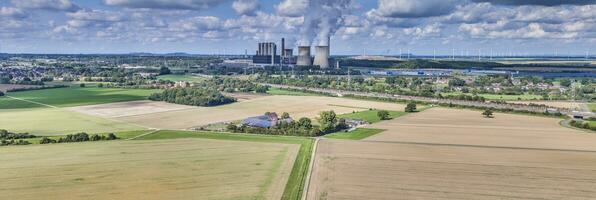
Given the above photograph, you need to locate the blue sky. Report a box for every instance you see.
[0,0,595,55]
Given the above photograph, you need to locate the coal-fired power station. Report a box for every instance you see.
[252,37,331,68]
[313,45,330,68]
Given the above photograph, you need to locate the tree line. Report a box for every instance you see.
[39,132,118,144]
[149,87,236,107]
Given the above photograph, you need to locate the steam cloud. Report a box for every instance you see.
[297,0,355,46]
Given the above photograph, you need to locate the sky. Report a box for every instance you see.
[0,0,595,56]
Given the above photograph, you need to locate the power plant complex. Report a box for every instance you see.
[252,38,331,68]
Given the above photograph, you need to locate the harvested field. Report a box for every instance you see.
[115,95,405,130]
[367,107,596,151]
[223,92,269,101]
[0,138,299,200]
[67,100,195,118]
[307,139,596,200]
[0,108,144,135]
[508,100,583,110]
[0,84,41,92]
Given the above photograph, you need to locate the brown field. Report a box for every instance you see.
[106,96,405,130]
[0,84,41,92]
[367,107,596,151]
[0,138,299,200]
[67,100,195,118]
[308,140,596,200]
[307,107,596,199]
[508,100,583,110]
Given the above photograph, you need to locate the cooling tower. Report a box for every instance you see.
[297,46,312,66]
[313,46,330,68]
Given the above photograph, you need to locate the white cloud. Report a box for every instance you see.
[232,0,260,16]
[103,0,226,10]
[11,0,79,12]
[369,0,460,18]
[275,0,309,17]
[0,7,27,18]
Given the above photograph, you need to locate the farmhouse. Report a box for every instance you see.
[241,112,293,128]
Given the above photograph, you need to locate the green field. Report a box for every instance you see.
[157,74,207,82]
[442,92,542,101]
[0,108,145,135]
[589,103,596,112]
[267,87,321,96]
[136,130,314,200]
[1,86,160,109]
[338,109,407,123]
[0,96,42,109]
[324,128,385,140]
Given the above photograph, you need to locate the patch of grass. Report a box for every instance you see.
[157,74,206,82]
[338,109,406,123]
[136,130,314,200]
[589,103,596,112]
[324,128,385,140]
[267,87,322,96]
[2,87,160,109]
[0,108,145,135]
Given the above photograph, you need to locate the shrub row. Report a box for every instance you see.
[39,132,118,144]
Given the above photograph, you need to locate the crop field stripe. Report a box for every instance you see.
[5,96,57,108]
[361,140,596,153]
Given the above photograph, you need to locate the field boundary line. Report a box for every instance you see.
[363,140,596,153]
[302,137,319,200]
[127,129,160,140]
[6,96,57,108]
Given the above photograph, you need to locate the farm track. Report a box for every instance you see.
[6,96,57,108]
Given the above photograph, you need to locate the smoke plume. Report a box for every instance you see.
[296,0,356,46]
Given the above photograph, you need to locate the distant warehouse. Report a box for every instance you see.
[241,112,293,128]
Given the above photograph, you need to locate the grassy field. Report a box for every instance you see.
[136,130,314,200]
[589,103,596,112]
[442,92,542,101]
[0,96,42,109]
[1,86,160,109]
[267,87,322,96]
[338,109,407,123]
[157,74,206,82]
[0,137,299,200]
[0,108,145,135]
[324,128,385,140]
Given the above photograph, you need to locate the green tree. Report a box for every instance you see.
[281,112,290,119]
[298,117,312,129]
[318,111,338,133]
[405,102,417,112]
[159,67,171,75]
[79,83,86,87]
[482,109,494,118]
[377,110,390,120]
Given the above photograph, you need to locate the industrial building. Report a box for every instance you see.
[251,37,337,68]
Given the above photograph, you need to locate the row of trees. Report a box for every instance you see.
[39,132,118,144]
[149,87,236,107]
[569,120,596,131]
[227,111,348,137]
[0,129,36,140]
[0,139,31,146]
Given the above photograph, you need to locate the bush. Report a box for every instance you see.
[405,102,417,112]
[0,91,4,96]
[39,137,57,144]
[377,110,390,120]
[80,83,86,87]
[0,129,36,140]
[106,133,118,140]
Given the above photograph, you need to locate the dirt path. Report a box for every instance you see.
[6,96,58,108]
